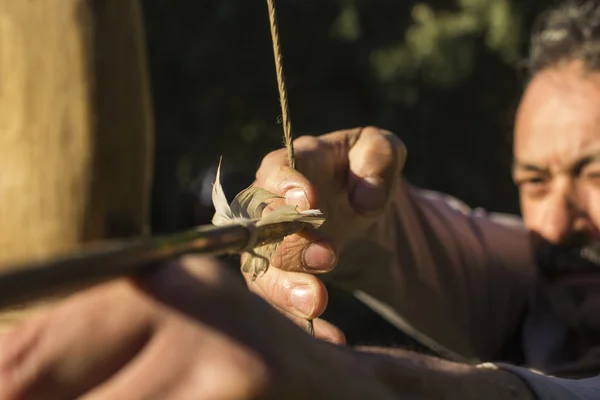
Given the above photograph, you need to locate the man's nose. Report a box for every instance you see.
[537,189,583,245]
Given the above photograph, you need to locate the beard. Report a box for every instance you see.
[536,238,600,284]
[535,236,600,334]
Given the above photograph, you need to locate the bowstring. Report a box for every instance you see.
[266,0,314,337]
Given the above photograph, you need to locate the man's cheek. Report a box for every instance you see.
[519,197,540,232]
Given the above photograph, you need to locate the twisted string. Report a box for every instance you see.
[266,0,314,336]
[266,0,295,170]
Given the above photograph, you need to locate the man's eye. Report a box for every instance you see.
[583,171,600,182]
[580,161,600,181]
[516,177,548,196]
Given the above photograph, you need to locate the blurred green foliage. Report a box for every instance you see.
[141,0,557,233]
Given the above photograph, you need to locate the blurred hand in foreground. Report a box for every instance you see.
[0,255,398,400]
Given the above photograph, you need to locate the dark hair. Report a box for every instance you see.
[529,1,600,76]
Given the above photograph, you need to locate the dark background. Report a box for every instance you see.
[140,0,559,234]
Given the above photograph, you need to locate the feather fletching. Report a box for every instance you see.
[211,158,325,279]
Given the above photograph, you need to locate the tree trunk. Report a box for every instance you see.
[0,0,154,327]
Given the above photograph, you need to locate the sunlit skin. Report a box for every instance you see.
[514,60,600,247]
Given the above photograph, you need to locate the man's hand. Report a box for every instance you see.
[0,256,397,400]
[245,127,406,343]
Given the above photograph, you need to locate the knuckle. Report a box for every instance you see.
[247,271,286,308]
[256,149,287,182]
[259,270,295,307]
[294,134,320,148]
[292,136,323,171]
[261,148,286,166]
[369,128,407,169]
[355,127,407,174]
[361,125,384,136]
[324,127,363,146]
[272,236,305,272]
[359,126,391,148]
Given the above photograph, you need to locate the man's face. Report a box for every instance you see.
[515,62,600,329]
[514,61,600,257]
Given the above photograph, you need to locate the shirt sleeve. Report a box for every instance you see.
[496,364,600,399]
[324,179,536,362]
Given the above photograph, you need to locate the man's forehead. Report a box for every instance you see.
[514,62,600,168]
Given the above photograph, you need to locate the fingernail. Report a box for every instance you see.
[351,177,386,213]
[303,242,336,271]
[290,285,315,317]
[285,188,310,210]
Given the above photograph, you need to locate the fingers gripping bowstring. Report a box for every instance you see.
[266,0,314,336]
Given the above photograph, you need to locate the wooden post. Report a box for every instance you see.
[0,0,154,326]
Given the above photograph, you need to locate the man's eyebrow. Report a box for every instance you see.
[511,160,546,173]
[512,152,600,175]
[573,151,600,172]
